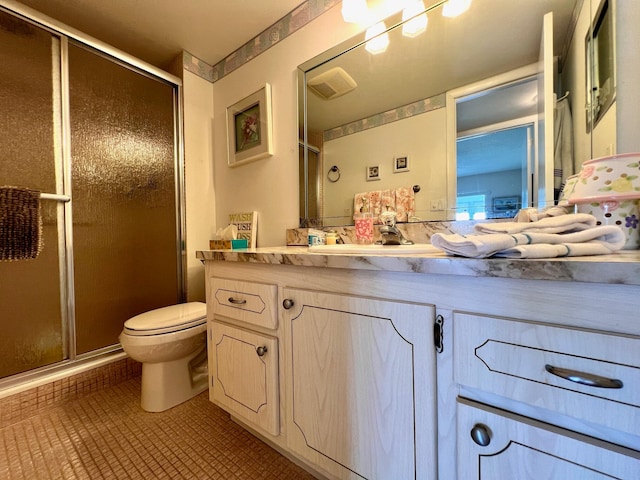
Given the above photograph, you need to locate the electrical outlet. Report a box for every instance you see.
[430,199,445,211]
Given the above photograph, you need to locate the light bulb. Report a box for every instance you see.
[341,0,369,23]
[442,0,471,18]
[402,0,427,37]
[365,21,389,54]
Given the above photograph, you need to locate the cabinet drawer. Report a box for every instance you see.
[453,312,640,438]
[210,322,279,436]
[210,278,277,329]
[457,398,640,479]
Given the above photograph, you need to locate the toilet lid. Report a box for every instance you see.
[123,302,206,336]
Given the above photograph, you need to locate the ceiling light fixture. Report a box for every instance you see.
[402,0,428,37]
[442,0,472,18]
[365,21,390,55]
[341,0,369,23]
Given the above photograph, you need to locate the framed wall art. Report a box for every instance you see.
[366,165,381,181]
[492,195,521,212]
[227,83,273,167]
[393,155,410,173]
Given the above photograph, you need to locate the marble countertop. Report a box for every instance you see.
[196,247,640,286]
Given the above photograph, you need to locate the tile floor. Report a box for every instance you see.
[0,377,317,479]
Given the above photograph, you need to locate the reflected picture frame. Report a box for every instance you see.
[366,165,381,181]
[393,155,410,173]
[227,83,273,167]
[492,195,521,212]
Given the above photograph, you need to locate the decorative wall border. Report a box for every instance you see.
[183,0,340,84]
[323,93,446,142]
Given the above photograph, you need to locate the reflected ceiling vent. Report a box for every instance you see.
[307,67,357,100]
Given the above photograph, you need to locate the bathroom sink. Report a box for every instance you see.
[308,243,443,255]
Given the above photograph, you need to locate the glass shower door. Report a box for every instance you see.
[68,43,181,355]
[0,7,183,379]
[0,11,66,377]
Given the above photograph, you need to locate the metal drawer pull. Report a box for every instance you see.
[545,364,623,389]
[227,297,247,305]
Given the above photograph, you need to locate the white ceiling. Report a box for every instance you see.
[11,0,305,68]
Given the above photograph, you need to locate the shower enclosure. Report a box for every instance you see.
[0,6,184,380]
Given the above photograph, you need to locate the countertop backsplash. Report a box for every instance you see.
[286,219,507,246]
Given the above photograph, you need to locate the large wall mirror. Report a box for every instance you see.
[298,0,619,227]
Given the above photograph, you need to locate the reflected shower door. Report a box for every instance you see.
[0,11,65,377]
[68,44,181,354]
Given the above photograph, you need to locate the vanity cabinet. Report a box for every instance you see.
[281,288,437,480]
[207,277,280,437]
[199,252,640,479]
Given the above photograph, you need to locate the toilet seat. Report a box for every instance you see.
[123,302,206,336]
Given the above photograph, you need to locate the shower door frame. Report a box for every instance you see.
[0,1,186,386]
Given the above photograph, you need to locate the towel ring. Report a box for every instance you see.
[327,165,341,183]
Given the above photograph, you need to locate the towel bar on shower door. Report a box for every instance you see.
[40,193,71,202]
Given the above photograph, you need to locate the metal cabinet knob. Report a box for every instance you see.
[282,298,294,309]
[470,423,491,446]
[256,346,268,357]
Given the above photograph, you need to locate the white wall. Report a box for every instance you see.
[211,6,360,246]
[616,1,640,153]
[323,108,447,223]
[183,70,215,301]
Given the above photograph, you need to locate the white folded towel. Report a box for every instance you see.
[475,213,596,235]
[430,226,625,258]
[514,205,569,222]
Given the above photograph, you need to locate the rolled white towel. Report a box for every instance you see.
[430,225,625,258]
[514,205,569,222]
[475,213,596,235]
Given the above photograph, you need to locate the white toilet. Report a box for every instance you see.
[119,302,208,412]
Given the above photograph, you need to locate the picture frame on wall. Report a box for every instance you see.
[366,165,381,181]
[393,155,410,173]
[227,83,273,167]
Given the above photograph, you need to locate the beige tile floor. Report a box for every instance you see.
[0,378,317,479]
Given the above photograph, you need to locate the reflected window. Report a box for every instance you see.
[455,194,486,220]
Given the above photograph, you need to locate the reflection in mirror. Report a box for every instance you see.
[299,0,610,228]
[586,0,615,131]
[455,77,538,220]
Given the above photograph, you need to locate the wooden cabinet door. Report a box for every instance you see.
[282,288,436,480]
[210,322,279,436]
[457,398,640,479]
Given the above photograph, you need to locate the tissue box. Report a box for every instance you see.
[210,240,232,250]
[209,239,249,250]
[231,239,248,249]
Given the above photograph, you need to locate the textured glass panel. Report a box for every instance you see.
[68,44,179,354]
[0,11,64,377]
[0,10,57,192]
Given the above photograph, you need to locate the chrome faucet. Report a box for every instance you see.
[378,210,414,245]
